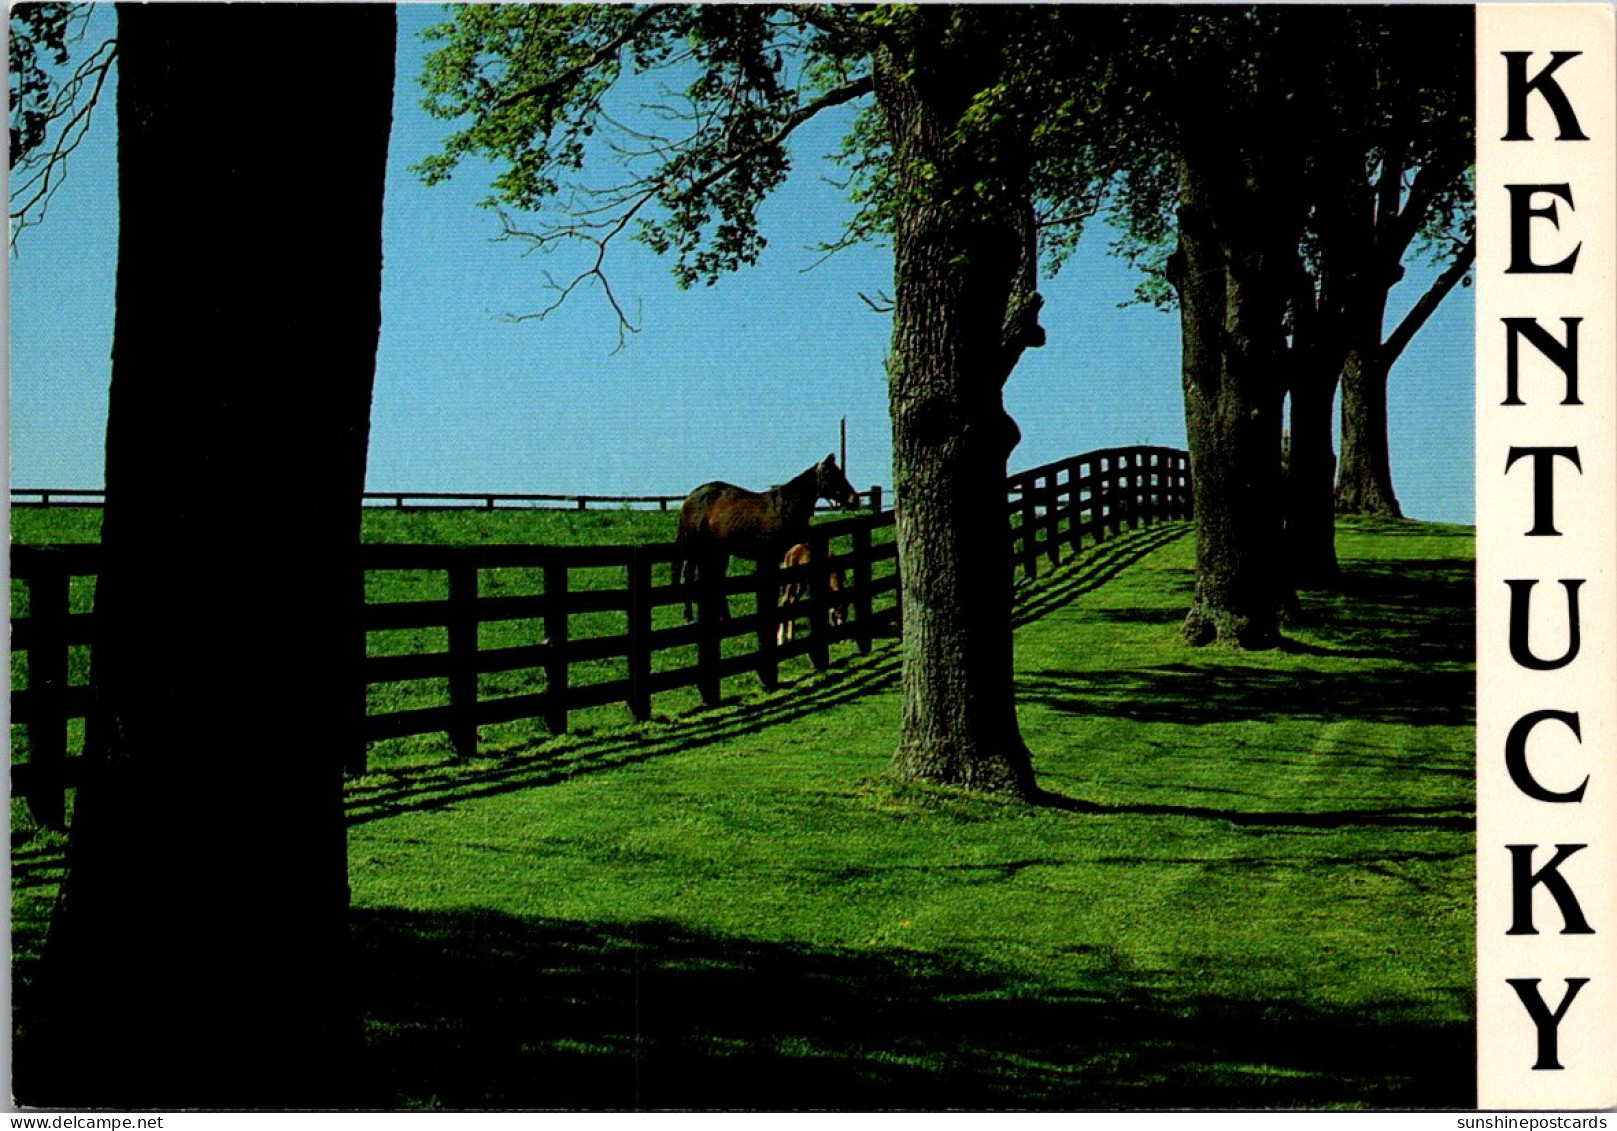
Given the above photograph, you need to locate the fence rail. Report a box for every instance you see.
[11,486,887,513]
[10,446,1189,825]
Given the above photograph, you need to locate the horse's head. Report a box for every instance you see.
[816,454,861,510]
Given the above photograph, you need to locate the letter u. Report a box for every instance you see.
[1506,579,1584,670]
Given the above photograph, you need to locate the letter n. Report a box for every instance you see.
[1506,978,1590,1069]
[1502,318,1582,405]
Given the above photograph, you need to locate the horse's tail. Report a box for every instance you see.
[672,531,695,622]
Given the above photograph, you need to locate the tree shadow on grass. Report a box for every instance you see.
[1018,664,1474,730]
[1073,548,1473,673]
[352,905,1474,1111]
[340,524,1194,830]
[1292,557,1474,664]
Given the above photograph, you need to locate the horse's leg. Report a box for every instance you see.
[712,552,731,620]
[777,579,798,646]
[680,553,695,622]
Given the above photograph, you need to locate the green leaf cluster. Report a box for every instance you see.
[416,4,868,291]
[8,2,76,168]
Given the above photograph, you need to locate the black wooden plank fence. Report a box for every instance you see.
[11,486,887,513]
[9,446,1189,825]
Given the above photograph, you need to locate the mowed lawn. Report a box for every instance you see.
[342,517,1475,1110]
[10,511,1474,1109]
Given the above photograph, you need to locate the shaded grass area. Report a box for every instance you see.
[352,908,1469,1110]
[340,518,1474,1109]
[10,515,1475,1109]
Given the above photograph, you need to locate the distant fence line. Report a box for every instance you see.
[9,486,886,513]
[10,445,1190,827]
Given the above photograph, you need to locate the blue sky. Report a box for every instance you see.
[6,5,1476,523]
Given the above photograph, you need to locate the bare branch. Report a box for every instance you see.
[493,71,872,336]
[1371,137,1407,237]
[1381,235,1475,367]
[1384,147,1470,258]
[10,36,118,249]
[679,74,874,198]
[784,4,882,48]
[493,5,666,112]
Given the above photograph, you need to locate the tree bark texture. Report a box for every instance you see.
[1172,145,1299,650]
[1336,342,1403,518]
[22,4,395,1108]
[1285,359,1341,584]
[874,21,1039,798]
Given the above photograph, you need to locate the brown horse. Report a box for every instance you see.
[675,453,860,621]
[777,541,847,645]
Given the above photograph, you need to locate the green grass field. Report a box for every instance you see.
[9,508,1475,1109]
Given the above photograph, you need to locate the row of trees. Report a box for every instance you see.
[416,4,1473,737]
[1093,8,1473,638]
[11,3,1471,1106]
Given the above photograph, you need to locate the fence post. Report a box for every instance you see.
[807,530,832,671]
[754,550,780,691]
[447,560,480,758]
[1060,462,1073,559]
[1042,472,1061,569]
[697,558,724,708]
[869,485,883,514]
[1151,451,1163,522]
[1018,477,1039,581]
[349,548,369,777]
[851,523,874,655]
[1094,458,1111,542]
[1099,453,1112,537]
[1069,461,1088,555]
[627,547,654,720]
[544,559,570,734]
[23,553,69,829]
[1116,453,1133,531]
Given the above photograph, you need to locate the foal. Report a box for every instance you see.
[674,453,860,621]
[776,541,847,646]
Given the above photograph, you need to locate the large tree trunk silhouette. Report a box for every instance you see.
[1335,338,1402,518]
[876,21,1041,798]
[22,4,395,1108]
[1172,142,1300,650]
[1334,241,1473,519]
[1285,359,1342,583]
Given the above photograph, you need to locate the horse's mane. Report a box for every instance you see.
[767,462,824,528]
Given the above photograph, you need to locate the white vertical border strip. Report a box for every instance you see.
[1476,3,1617,1111]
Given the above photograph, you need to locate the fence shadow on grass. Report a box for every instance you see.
[352,904,1474,1111]
[342,524,1194,829]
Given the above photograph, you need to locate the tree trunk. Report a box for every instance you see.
[1336,341,1403,518]
[875,30,1039,799]
[1172,150,1294,650]
[1285,362,1342,583]
[21,4,395,1108]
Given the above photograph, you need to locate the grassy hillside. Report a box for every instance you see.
[9,512,1475,1109]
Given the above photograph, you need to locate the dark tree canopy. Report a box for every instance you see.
[417,4,1121,794]
[8,2,117,245]
[1089,6,1473,635]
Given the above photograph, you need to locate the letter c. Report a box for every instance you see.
[1506,710,1588,802]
